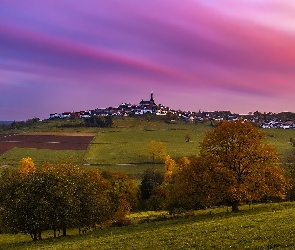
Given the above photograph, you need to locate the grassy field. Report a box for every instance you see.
[1,202,295,249]
[0,148,85,170]
[1,117,295,175]
[263,129,295,160]
[84,124,210,165]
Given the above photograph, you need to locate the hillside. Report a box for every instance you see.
[1,202,295,249]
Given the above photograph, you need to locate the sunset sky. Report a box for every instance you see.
[1,0,295,120]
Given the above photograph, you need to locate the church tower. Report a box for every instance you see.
[150,90,154,105]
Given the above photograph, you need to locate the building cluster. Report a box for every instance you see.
[50,92,169,119]
[49,92,295,129]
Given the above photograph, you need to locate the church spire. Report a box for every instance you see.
[150,90,154,103]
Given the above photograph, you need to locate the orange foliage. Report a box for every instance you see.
[164,155,176,181]
[19,157,36,175]
[200,120,291,211]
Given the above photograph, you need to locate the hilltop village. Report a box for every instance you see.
[50,92,295,129]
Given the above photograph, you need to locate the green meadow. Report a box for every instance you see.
[1,117,295,175]
[1,202,295,249]
[84,124,209,164]
[0,148,85,171]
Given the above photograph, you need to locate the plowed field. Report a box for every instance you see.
[0,134,95,155]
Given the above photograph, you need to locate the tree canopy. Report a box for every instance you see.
[0,158,139,240]
[166,120,291,213]
[200,120,291,211]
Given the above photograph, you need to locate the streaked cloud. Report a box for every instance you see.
[0,0,294,120]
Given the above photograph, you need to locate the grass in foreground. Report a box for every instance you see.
[1,202,295,250]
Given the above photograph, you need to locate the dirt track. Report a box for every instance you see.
[0,134,95,155]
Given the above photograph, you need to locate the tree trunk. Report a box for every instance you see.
[231,200,239,212]
[30,233,37,241]
[62,226,67,236]
[37,231,42,240]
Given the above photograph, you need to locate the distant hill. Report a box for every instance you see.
[0,121,13,125]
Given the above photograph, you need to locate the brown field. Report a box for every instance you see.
[0,134,96,155]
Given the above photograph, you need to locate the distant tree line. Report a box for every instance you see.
[0,118,40,131]
[0,115,113,132]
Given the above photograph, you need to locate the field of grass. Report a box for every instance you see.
[264,129,295,160]
[1,202,295,249]
[0,148,85,169]
[84,125,210,165]
[1,117,295,175]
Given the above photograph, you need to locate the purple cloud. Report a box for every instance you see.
[1,0,295,120]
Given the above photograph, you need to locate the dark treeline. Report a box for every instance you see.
[0,115,113,132]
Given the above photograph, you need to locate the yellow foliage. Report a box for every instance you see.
[19,157,36,175]
[148,140,167,163]
[177,156,190,170]
[114,198,131,221]
[164,155,176,181]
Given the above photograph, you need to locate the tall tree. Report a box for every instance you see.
[199,120,291,212]
[0,160,53,240]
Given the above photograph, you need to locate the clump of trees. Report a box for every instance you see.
[84,116,113,127]
[141,120,291,213]
[0,158,138,241]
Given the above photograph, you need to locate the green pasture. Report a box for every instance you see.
[264,129,295,160]
[1,118,295,175]
[0,148,85,170]
[84,125,209,165]
[2,202,295,249]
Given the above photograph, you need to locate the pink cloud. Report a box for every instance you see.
[1,0,295,120]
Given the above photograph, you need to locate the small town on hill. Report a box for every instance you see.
[49,91,295,129]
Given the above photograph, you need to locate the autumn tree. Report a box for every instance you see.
[41,162,84,237]
[199,120,291,212]
[148,140,166,164]
[164,155,176,181]
[101,171,139,223]
[163,156,211,213]
[19,157,36,175]
[0,159,139,240]
[0,159,54,240]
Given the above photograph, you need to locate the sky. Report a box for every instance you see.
[1,0,295,121]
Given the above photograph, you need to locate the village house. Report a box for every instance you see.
[48,92,295,129]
